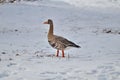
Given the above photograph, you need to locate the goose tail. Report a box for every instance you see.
[73,44,81,48]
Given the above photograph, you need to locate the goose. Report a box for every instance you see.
[43,19,80,57]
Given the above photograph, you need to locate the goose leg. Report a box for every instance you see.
[56,49,59,57]
[62,50,65,57]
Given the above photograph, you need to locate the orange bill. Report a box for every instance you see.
[43,21,48,24]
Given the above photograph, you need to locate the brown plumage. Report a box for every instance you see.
[43,19,80,57]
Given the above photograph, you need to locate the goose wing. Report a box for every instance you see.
[54,35,80,48]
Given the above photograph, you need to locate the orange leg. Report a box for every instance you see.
[62,50,65,57]
[56,50,59,57]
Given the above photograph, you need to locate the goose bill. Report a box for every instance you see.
[43,21,48,24]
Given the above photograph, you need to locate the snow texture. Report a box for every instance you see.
[0,0,120,80]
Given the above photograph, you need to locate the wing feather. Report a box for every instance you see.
[54,35,80,48]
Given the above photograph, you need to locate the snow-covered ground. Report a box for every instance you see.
[58,0,120,8]
[0,0,120,80]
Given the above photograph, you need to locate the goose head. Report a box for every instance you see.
[43,19,53,25]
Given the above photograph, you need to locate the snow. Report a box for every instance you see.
[0,0,120,80]
[52,0,120,8]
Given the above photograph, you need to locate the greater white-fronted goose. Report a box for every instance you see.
[43,19,80,57]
